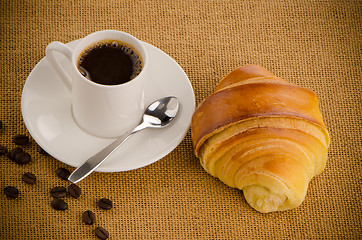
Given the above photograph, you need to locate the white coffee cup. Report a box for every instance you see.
[45,30,148,138]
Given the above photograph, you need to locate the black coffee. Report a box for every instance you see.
[77,40,143,85]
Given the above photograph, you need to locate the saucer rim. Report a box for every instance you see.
[21,39,195,172]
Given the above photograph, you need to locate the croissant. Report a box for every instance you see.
[191,65,330,213]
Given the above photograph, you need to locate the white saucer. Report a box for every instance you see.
[21,40,195,172]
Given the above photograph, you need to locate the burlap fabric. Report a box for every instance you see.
[0,0,361,239]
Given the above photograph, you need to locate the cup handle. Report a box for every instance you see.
[45,41,73,91]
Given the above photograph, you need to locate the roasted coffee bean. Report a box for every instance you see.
[97,198,112,210]
[95,226,109,239]
[14,152,31,165]
[0,145,8,155]
[4,186,19,199]
[82,210,96,225]
[56,168,71,180]
[13,134,30,145]
[22,172,36,184]
[8,147,23,160]
[50,186,67,198]
[51,198,68,210]
[37,144,48,155]
[68,183,81,199]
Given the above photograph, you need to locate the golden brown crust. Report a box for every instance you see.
[215,65,288,91]
[191,82,326,154]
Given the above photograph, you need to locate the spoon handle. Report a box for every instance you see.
[68,122,148,183]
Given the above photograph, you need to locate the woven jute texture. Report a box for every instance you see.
[0,0,361,239]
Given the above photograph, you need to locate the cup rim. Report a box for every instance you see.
[71,30,148,88]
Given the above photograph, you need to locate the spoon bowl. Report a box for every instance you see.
[142,96,179,128]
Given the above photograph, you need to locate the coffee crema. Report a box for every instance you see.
[77,40,143,85]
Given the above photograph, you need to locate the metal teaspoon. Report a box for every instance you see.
[68,96,179,183]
